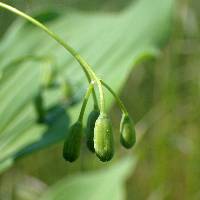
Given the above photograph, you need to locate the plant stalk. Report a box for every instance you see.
[100,80,128,115]
[78,81,94,123]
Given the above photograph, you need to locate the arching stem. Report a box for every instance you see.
[76,57,105,113]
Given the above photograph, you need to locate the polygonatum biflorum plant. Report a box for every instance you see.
[0,0,173,170]
[0,2,136,162]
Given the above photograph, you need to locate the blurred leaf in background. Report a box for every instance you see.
[40,157,137,200]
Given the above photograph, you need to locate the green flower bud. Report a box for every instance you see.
[86,109,100,152]
[94,114,114,162]
[120,114,136,149]
[63,121,82,162]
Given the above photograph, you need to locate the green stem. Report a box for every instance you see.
[0,2,101,110]
[81,65,98,110]
[76,56,105,113]
[100,80,128,115]
[78,81,94,123]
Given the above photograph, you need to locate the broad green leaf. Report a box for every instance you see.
[0,0,173,172]
[40,156,137,200]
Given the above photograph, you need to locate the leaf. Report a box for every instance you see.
[40,156,137,200]
[0,0,174,172]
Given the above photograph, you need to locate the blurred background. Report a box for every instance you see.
[0,0,200,199]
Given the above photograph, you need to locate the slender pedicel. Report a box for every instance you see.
[100,80,128,115]
[78,81,95,123]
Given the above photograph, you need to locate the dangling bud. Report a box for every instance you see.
[63,121,82,162]
[120,114,136,149]
[86,109,100,152]
[94,113,114,162]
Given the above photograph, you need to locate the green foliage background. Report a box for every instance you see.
[0,0,200,199]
